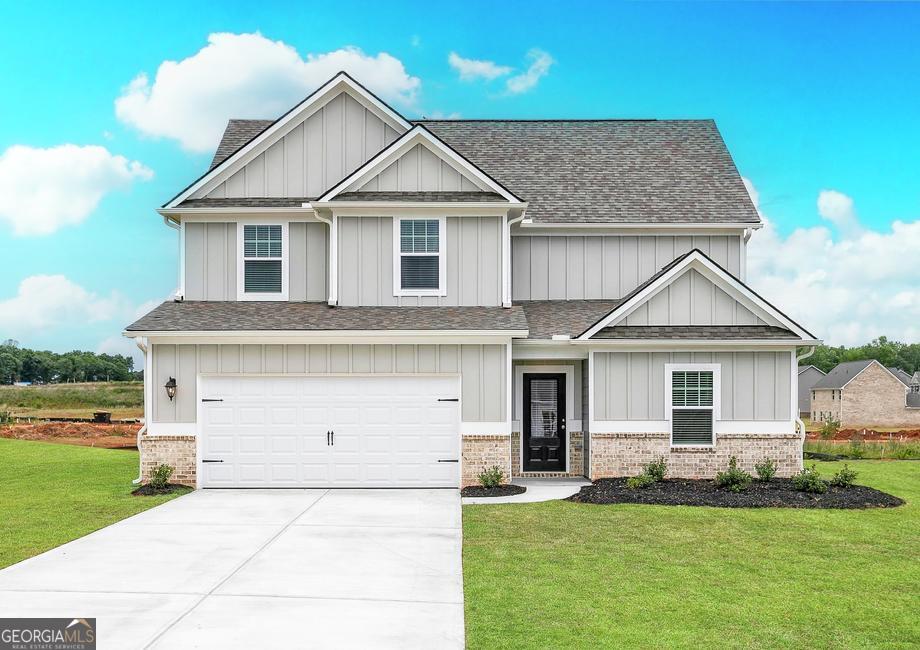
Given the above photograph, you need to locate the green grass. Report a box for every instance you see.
[806,439,920,460]
[0,439,189,569]
[463,461,920,649]
[0,381,144,419]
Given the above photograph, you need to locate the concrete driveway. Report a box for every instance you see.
[0,489,464,649]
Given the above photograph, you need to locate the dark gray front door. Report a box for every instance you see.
[523,373,566,472]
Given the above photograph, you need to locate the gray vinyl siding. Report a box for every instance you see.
[185,221,327,302]
[337,216,502,306]
[151,342,505,423]
[797,366,824,415]
[357,143,481,192]
[592,351,792,421]
[624,269,765,325]
[289,222,328,301]
[512,234,743,300]
[184,223,236,300]
[196,92,401,199]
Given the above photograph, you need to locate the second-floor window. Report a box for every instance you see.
[395,217,445,296]
[240,224,287,300]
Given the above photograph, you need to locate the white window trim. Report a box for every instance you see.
[236,221,289,301]
[392,216,447,297]
[665,363,721,447]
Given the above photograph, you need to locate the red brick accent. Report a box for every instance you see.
[140,435,196,486]
[461,435,511,487]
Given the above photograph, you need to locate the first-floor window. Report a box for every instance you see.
[671,369,714,445]
[396,218,443,294]
[243,225,283,295]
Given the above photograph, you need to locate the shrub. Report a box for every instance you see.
[714,456,752,493]
[626,474,656,490]
[754,458,777,482]
[0,411,11,424]
[478,465,505,488]
[819,417,840,440]
[792,464,828,494]
[830,464,858,488]
[148,464,173,490]
[643,456,668,482]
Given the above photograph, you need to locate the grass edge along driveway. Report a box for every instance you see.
[463,460,919,649]
[0,439,189,569]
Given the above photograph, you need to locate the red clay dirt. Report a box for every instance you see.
[0,422,139,449]
[806,428,920,441]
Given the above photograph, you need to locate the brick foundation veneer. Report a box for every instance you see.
[589,432,803,479]
[511,431,585,477]
[140,435,197,486]
[462,435,511,487]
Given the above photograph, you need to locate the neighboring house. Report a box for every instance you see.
[124,72,820,488]
[811,360,920,427]
[797,365,826,418]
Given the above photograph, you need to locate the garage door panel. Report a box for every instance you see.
[201,375,460,488]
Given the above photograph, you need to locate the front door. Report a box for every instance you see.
[523,373,566,472]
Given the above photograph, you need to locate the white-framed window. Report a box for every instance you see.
[393,217,446,297]
[665,363,720,447]
[237,222,288,301]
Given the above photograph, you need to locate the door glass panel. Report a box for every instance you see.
[530,378,558,438]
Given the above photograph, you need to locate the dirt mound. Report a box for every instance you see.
[807,428,920,441]
[0,422,139,448]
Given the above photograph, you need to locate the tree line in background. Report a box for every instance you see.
[0,340,138,384]
[800,337,920,374]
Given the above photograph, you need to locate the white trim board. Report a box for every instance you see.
[318,125,522,204]
[164,72,411,209]
[578,249,818,341]
[515,364,574,473]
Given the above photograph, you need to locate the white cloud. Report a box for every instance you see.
[817,189,862,238]
[745,180,920,346]
[0,275,130,334]
[115,32,421,152]
[448,52,513,81]
[0,144,153,236]
[505,49,554,95]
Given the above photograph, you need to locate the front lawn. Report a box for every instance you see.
[0,439,189,569]
[463,461,919,648]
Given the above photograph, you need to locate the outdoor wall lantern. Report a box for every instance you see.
[164,377,177,401]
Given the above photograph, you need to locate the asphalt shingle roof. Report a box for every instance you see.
[592,325,798,340]
[812,360,877,390]
[126,301,528,332]
[888,367,913,386]
[517,300,622,339]
[207,118,759,225]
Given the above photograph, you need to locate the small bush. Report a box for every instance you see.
[626,474,656,490]
[478,465,505,488]
[819,418,840,440]
[0,411,12,424]
[714,456,753,493]
[643,456,668,482]
[754,458,777,482]
[792,464,828,494]
[148,464,173,490]
[830,464,858,488]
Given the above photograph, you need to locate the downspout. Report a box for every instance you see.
[132,337,149,485]
[503,210,526,308]
[795,346,816,446]
[314,210,336,306]
[161,215,183,300]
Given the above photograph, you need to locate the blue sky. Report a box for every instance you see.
[1,1,918,364]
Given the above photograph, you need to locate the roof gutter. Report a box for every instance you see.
[132,337,149,486]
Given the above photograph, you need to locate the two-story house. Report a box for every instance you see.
[125,72,820,488]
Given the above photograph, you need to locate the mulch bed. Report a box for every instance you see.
[132,484,188,496]
[567,478,904,509]
[461,484,527,498]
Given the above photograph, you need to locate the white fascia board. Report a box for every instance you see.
[318,126,522,203]
[308,203,521,216]
[163,73,411,209]
[126,331,527,344]
[158,208,319,220]
[577,250,817,341]
[574,340,816,349]
[517,222,763,231]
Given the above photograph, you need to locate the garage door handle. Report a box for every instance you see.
[202,459,223,463]
[201,398,223,402]
[437,459,459,463]
[437,398,459,402]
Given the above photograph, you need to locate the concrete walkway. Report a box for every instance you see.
[0,489,464,649]
[461,477,592,505]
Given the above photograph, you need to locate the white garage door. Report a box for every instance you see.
[199,375,460,488]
